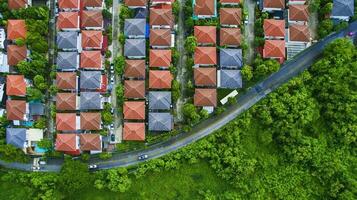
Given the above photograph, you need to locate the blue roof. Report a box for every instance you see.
[220,70,242,89]
[220,49,243,69]
[6,128,26,149]
[332,0,354,17]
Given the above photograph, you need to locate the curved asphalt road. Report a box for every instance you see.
[1,22,357,172]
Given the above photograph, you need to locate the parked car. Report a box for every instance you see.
[88,164,98,169]
[110,134,116,142]
[138,154,148,160]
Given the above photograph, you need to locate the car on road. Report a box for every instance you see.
[138,154,148,160]
[110,134,116,142]
[88,164,98,169]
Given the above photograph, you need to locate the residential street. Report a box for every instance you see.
[244,0,256,64]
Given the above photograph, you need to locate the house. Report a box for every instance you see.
[288,5,309,24]
[149,70,173,89]
[124,80,146,99]
[57,12,80,31]
[80,92,103,110]
[288,24,310,42]
[80,112,101,130]
[81,30,103,50]
[123,101,146,120]
[149,49,171,68]
[0,77,5,104]
[150,8,173,29]
[26,129,44,155]
[57,52,79,71]
[124,19,146,38]
[80,51,103,70]
[220,28,241,47]
[288,0,306,5]
[220,0,241,6]
[56,72,78,91]
[56,93,77,111]
[148,91,171,110]
[151,0,174,6]
[194,68,216,87]
[220,8,242,27]
[0,28,6,49]
[194,26,216,45]
[6,75,26,96]
[7,20,26,40]
[57,32,79,50]
[81,10,104,30]
[7,45,27,66]
[148,112,173,131]
[56,113,77,131]
[124,39,146,58]
[263,0,285,11]
[0,52,9,73]
[331,0,354,21]
[134,7,148,18]
[263,40,286,63]
[82,0,104,10]
[193,0,217,19]
[6,128,26,149]
[123,122,145,141]
[79,134,102,153]
[220,49,243,69]
[80,71,102,90]
[58,0,80,11]
[124,59,146,79]
[264,19,285,39]
[55,134,80,155]
[8,0,30,10]
[124,0,148,8]
[6,100,27,121]
[194,88,217,107]
[194,47,217,66]
[150,29,171,48]
[218,70,242,88]
[29,102,45,118]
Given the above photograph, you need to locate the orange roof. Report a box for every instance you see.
[81,10,103,28]
[149,70,173,89]
[124,80,145,99]
[58,0,79,9]
[124,0,147,7]
[194,47,217,65]
[289,5,309,22]
[264,19,285,38]
[263,40,286,59]
[220,0,241,3]
[56,72,77,90]
[56,134,78,152]
[123,122,145,141]
[124,60,146,78]
[82,30,103,49]
[79,134,102,151]
[150,8,173,27]
[194,89,217,107]
[220,28,241,46]
[6,100,26,120]
[149,49,172,68]
[194,26,216,44]
[57,12,79,29]
[80,112,101,130]
[289,24,310,42]
[264,0,285,9]
[123,101,146,120]
[83,0,103,7]
[220,8,242,25]
[7,45,27,66]
[150,29,171,47]
[56,93,77,111]
[56,113,77,131]
[6,75,26,96]
[194,0,215,16]
[7,20,26,40]
[8,0,27,9]
[80,51,102,69]
[194,68,216,86]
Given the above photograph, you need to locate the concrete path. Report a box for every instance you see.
[244,0,256,64]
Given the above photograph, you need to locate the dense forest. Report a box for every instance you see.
[0,38,356,199]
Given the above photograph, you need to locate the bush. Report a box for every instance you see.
[99,152,112,160]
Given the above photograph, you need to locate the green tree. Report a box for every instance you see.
[59,160,91,196]
[114,55,125,76]
[116,84,124,106]
[37,138,52,150]
[27,87,43,101]
[182,103,201,125]
[185,36,197,55]
[105,168,132,192]
[241,65,253,81]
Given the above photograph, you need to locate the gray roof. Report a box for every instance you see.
[80,71,101,89]
[134,8,147,19]
[29,102,44,116]
[149,91,171,110]
[124,39,146,57]
[220,49,243,69]
[57,52,78,70]
[124,19,146,36]
[6,128,26,149]
[80,92,101,110]
[220,70,242,89]
[57,32,78,49]
[332,0,354,17]
[148,112,173,131]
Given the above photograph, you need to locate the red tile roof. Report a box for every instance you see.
[124,0,148,7]
[124,80,146,99]
[289,24,310,42]
[80,112,101,130]
[81,10,103,28]
[150,29,171,47]
[80,51,102,69]
[6,100,26,120]
[7,20,26,40]
[264,0,285,9]
[194,68,216,86]
[79,134,102,151]
[58,0,79,9]
[124,60,146,78]
[150,8,173,27]
[8,0,27,9]
[289,5,309,22]
[82,30,103,49]
[220,8,242,25]
[56,72,77,90]
[194,26,216,44]
[56,93,77,111]
[6,75,26,96]
[220,28,241,46]
[123,122,145,141]
[264,19,285,38]
[56,113,77,131]
[194,88,217,107]
[194,0,215,16]
[123,101,146,120]
[149,49,172,68]
[56,134,78,152]
[57,12,79,29]
[149,70,173,89]
[194,47,217,65]
[7,45,27,66]
[263,40,286,59]
[83,0,103,7]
